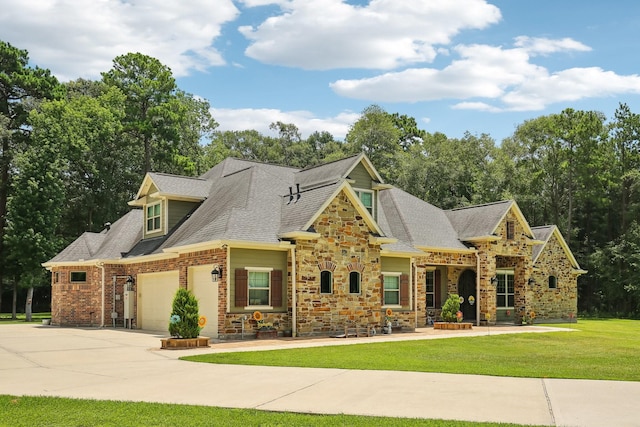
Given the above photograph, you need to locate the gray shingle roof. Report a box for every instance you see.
[147,172,211,198]
[295,154,362,189]
[378,188,468,250]
[531,225,555,262]
[445,200,513,240]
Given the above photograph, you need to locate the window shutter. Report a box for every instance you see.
[400,274,410,307]
[235,269,247,308]
[435,269,441,308]
[271,270,283,307]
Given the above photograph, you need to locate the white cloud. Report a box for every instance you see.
[513,36,591,56]
[0,0,239,80]
[211,107,359,139]
[239,0,501,70]
[330,37,640,112]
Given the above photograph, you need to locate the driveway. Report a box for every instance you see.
[0,324,638,426]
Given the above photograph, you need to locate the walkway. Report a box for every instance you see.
[0,324,638,426]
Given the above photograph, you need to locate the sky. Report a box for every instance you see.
[2,0,640,142]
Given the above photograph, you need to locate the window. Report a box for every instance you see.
[496,272,514,308]
[355,189,374,215]
[146,202,161,232]
[349,271,360,294]
[506,220,515,240]
[248,271,270,306]
[383,275,400,305]
[426,271,435,308]
[235,268,283,308]
[70,271,87,282]
[320,270,333,294]
[548,275,557,289]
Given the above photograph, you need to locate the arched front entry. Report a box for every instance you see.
[458,270,477,322]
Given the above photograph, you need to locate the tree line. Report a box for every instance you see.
[1,41,638,319]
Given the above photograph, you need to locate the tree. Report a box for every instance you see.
[168,288,201,338]
[4,141,64,320]
[0,41,61,315]
[102,53,213,177]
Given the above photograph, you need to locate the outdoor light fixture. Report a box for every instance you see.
[490,276,498,285]
[528,277,536,286]
[211,265,222,283]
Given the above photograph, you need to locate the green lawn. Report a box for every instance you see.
[0,395,541,427]
[0,312,50,324]
[184,319,640,382]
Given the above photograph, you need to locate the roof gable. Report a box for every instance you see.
[130,172,211,206]
[532,225,583,270]
[446,200,535,241]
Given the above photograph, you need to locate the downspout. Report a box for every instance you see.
[291,245,297,337]
[96,262,105,328]
[474,248,480,327]
[412,259,418,328]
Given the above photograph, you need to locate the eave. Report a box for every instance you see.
[460,235,501,243]
[279,231,321,240]
[415,245,478,254]
[369,235,397,245]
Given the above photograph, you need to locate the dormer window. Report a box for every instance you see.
[146,202,162,233]
[355,189,374,215]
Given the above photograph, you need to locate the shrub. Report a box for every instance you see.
[168,288,201,338]
[441,294,461,322]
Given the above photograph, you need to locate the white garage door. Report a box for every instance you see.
[188,265,219,338]
[137,271,179,332]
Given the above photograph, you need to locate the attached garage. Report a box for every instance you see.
[137,271,179,332]
[188,265,219,338]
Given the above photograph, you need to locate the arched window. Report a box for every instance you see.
[349,271,360,294]
[320,270,333,294]
[548,275,557,289]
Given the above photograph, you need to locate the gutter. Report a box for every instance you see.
[291,246,297,337]
[96,262,105,328]
[472,248,480,327]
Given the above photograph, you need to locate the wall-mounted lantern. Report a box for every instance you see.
[211,265,222,283]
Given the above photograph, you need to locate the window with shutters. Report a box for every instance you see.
[235,268,283,309]
[382,272,410,307]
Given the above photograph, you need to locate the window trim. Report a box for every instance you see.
[382,272,402,307]
[354,188,375,216]
[495,269,515,308]
[146,201,162,233]
[425,270,436,309]
[320,270,333,294]
[349,271,361,294]
[245,267,273,309]
[70,271,87,283]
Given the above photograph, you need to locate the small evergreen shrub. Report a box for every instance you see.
[441,294,461,322]
[168,288,201,338]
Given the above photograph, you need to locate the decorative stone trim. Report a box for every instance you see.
[317,261,337,271]
[347,262,365,273]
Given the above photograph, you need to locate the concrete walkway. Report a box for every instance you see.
[0,324,638,426]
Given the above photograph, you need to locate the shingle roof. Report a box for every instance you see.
[378,188,468,250]
[147,173,211,198]
[445,200,513,240]
[531,225,556,262]
[49,155,542,265]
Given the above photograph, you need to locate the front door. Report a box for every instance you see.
[458,270,477,321]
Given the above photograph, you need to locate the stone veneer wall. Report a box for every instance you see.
[295,191,384,336]
[530,233,578,320]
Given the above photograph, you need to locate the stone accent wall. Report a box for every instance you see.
[530,233,578,320]
[294,190,385,336]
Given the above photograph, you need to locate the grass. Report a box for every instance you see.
[0,312,50,324]
[184,319,640,382]
[0,395,541,427]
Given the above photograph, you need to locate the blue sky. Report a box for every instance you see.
[2,0,640,142]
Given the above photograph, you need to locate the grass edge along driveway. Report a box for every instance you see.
[184,319,640,382]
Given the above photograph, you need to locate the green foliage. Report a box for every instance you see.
[168,288,200,338]
[440,294,461,322]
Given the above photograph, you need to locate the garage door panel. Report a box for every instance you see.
[137,271,179,332]
[188,265,218,338]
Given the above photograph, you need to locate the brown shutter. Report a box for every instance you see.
[271,270,283,307]
[400,274,410,307]
[434,269,442,308]
[235,269,247,308]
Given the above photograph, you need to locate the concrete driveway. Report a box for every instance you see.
[0,324,638,426]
